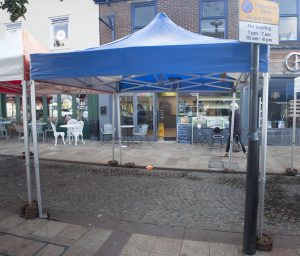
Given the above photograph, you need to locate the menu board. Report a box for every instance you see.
[177,123,192,144]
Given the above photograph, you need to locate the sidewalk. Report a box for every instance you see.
[0,139,299,174]
[0,210,299,256]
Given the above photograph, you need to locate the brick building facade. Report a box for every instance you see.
[97,0,239,45]
[94,0,300,144]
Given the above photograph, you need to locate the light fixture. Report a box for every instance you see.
[210,20,223,34]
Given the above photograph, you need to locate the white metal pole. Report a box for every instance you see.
[258,73,269,238]
[22,80,32,205]
[30,80,45,218]
[112,93,115,160]
[228,91,236,171]
[291,89,297,170]
[116,94,122,164]
[197,93,199,117]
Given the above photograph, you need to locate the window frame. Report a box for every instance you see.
[275,0,299,42]
[131,1,157,32]
[49,15,70,50]
[199,0,228,39]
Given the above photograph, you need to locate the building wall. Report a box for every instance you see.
[0,0,99,51]
[99,0,239,45]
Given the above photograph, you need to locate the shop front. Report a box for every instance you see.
[260,49,300,145]
[116,90,237,143]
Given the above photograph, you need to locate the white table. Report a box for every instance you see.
[0,121,12,125]
[121,125,134,145]
[60,124,76,129]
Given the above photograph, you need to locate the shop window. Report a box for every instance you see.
[275,0,298,41]
[4,21,22,36]
[200,0,227,38]
[50,16,69,49]
[131,2,156,32]
[259,78,296,128]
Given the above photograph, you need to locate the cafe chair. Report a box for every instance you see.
[0,123,8,140]
[13,123,24,141]
[50,121,65,146]
[36,124,45,142]
[132,124,149,144]
[44,120,58,142]
[211,126,224,148]
[100,123,115,143]
[195,127,211,144]
[72,121,85,146]
[66,119,78,144]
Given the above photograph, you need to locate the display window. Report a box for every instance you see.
[259,78,299,128]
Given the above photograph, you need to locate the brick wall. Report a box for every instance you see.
[99,0,239,44]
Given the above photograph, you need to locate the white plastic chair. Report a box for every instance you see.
[72,120,85,146]
[0,124,8,140]
[101,123,115,143]
[50,121,65,146]
[132,124,149,144]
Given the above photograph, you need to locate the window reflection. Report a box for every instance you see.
[200,0,226,39]
[279,17,297,41]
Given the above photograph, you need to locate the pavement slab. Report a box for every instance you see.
[152,237,183,256]
[35,244,67,256]
[74,227,112,252]
[32,220,68,238]
[121,233,157,255]
[0,234,45,256]
[180,240,210,256]
[0,214,25,230]
[56,223,89,240]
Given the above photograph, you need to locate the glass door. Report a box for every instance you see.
[120,94,134,125]
[137,93,155,140]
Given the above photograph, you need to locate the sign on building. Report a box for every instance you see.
[239,0,279,45]
[294,77,300,93]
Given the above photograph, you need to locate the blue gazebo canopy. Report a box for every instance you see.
[30,12,269,93]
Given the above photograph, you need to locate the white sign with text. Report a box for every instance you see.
[239,21,278,45]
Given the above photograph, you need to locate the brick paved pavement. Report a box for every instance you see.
[0,140,300,174]
[0,155,299,238]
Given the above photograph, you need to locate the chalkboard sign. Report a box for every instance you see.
[177,124,192,144]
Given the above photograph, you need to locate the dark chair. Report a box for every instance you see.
[211,126,224,148]
[132,124,149,144]
[195,127,211,144]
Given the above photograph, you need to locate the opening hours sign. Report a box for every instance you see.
[239,0,279,45]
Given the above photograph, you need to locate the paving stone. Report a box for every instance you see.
[0,210,11,221]
[121,234,157,255]
[0,214,25,229]
[0,234,45,256]
[237,247,270,256]
[49,235,77,247]
[0,155,298,239]
[13,218,48,235]
[209,243,240,256]
[35,244,67,256]
[208,161,224,169]
[74,227,112,252]
[33,220,68,238]
[64,246,96,256]
[180,240,209,256]
[57,223,89,240]
[270,248,299,256]
[152,237,182,256]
